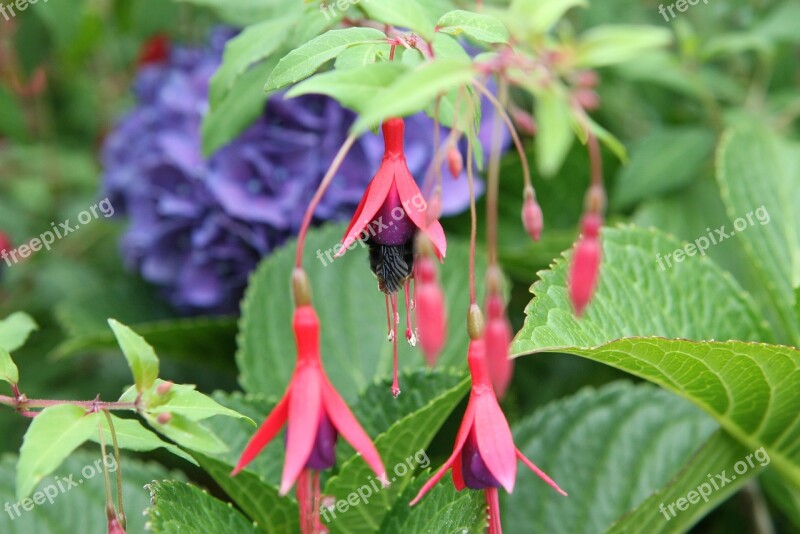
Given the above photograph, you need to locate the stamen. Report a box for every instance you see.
[385,294,394,342]
[404,279,416,346]
[486,488,503,534]
[391,293,401,397]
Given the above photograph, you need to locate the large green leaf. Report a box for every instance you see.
[265,28,386,92]
[359,0,435,39]
[513,226,766,352]
[351,59,475,135]
[576,25,672,67]
[0,451,182,534]
[535,89,574,177]
[506,382,717,533]
[108,319,159,393]
[237,223,481,403]
[0,312,38,352]
[0,348,18,386]
[609,431,760,533]
[508,0,587,34]
[612,128,715,209]
[436,10,509,44]
[88,413,196,465]
[16,405,101,499]
[380,473,486,533]
[147,480,259,533]
[322,375,470,534]
[717,128,800,344]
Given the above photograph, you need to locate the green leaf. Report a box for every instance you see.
[174,0,292,26]
[0,348,18,385]
[323,375,470,534]
[351,59,475,135]
[334,42,392,70]
[287,62,409,113]
[360,0,435,39]
[612,128,715,209]
[238,224,482,403]
[0,451,183,534]
[506,382,717,533]
[16,405,101,499]
[144,413,227,456]
[535,89,574,177]
[380,473,487,533]
[108,319,159,393]
[120,380,253,425]
[607,431,757,533]
[194,454,298,534]
[209,15,297,105]
[0,312,38,352]
[147,480,259,534]
[265,28,386,92]
[509,0,587,33]
[577,25,672,67]
[717,127,800,344]
[436,10,509,44]
[512,226,766,352]
[202,60,275,157]
[88,414,197,466]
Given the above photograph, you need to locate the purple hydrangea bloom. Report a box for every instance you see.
[102,29,507,315]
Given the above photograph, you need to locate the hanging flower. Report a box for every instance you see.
[410,338,566,532]
[484,266,513,399]
[233,304,387,530]
[569,213,602,316]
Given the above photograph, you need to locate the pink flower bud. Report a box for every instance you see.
[575,70,599,88]
[581,213,602,239]
[415,282,446,366]
[573,88,599,110]
[569,236,601,316]
[156,412,172,425]
[522,196,543,241]
[107,516,125,534]
[485,294,513,399]
[447,148,463,178]
[156,381,173,396]
[415,255,437,284]
[510,107,536,136]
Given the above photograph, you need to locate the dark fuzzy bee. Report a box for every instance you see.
[367,237,415,294]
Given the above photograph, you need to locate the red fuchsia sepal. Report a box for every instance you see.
[410,339,566,506]
[337,118,446,260]
[233,305,387,494]
[568,213,602,317]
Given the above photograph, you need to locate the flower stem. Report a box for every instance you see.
[103,410,126,530]
[0,394,138,412]
[465,99,478,307]
[486,78,508,267]
[294,134,358,268]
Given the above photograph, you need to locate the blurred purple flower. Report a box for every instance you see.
[102,29,508,315]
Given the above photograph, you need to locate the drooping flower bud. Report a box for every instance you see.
[509,106,536,136]
[569,214,602,316]
[415,246,446,366]
[426,187,443,225]
[447,147,463,179]
[485,293,513,399]
[107,506,126,534]
[521,187,543,241]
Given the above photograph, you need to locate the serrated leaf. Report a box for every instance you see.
[88,413,197,465]
[0,347,18,385]
[210,15,297,105]
[436,10,509,44]
[577,25,672,68]
[535,89,574,177]
[237,224,483,403]
[287,62,409,113]
[147,480,259,533]
[108,319,159,393]
[609,430,762,533]
[506,382,717,533]
[322,376,470,534]
[266,28,386,92]
[512,226,765,351]
[360,0,435,40]
[381,473,486,533]
[203,60,275,157]
[144,413,227,455]
[612,128,715,209]
[0,312,38,352]
[17,405,101,499]
[351,59,475,135]
[717,128,800,344]
[0,451,183,534]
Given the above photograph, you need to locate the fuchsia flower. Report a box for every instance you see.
[233,305,387,498]
[337,118,448,396]
[569,213,602,316]
[410,338,566,532]
[414,250,446,366]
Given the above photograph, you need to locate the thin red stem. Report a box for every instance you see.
[391,292,400,397]
[294,135,358,268]
[0,395,138,412]
[465,105,478,306]
[486,488,503,534]
[486,78,508,267]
